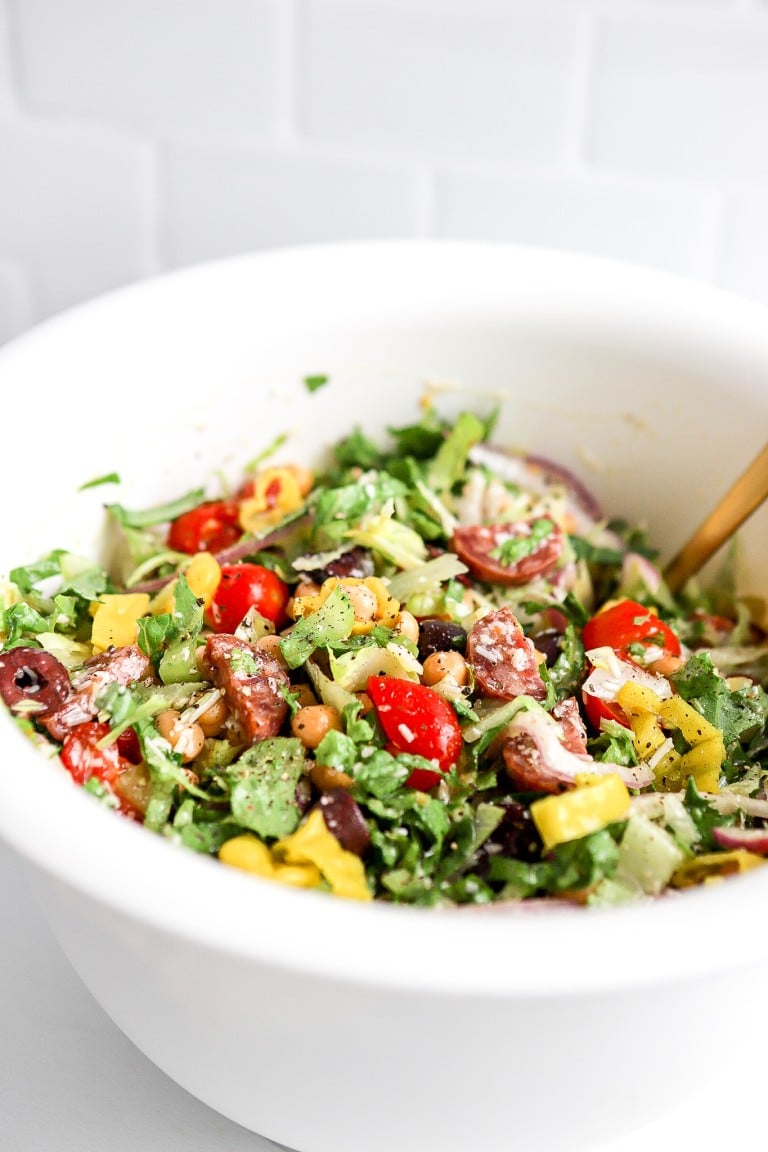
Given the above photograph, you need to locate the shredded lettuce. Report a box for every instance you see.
[345,499,427,570]
[280,584,355,670]
[426,411,486,493]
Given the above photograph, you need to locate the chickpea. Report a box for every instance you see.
[293,682,319,709]
[291,704,343,750]
[294,579,321,599]
[393,610,419,646]
[156,708,206,763]
[195,645,213,681]
[310,761,354,791]
[650,652,685,677]
[255,633,289,670]
[156,708,181,743]
[354,691,373,716]
[422,650,469,688]
[345,583,378,626]
[197,693,228,737]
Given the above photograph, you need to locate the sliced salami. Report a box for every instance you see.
[467,607,547,701]
[451,519,564,587]
[551,696,589,756]
[42,644,156,741]
[205,634,290,744]
[503,710,653,794]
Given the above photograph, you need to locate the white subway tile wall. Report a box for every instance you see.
[161,143,422,265]
[2,0,768,341]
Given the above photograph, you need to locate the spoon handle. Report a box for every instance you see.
[664,441,768,594]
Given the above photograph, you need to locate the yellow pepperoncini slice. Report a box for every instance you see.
[615,680,664,717]
[90,593,151,652]
[628,711,668,760]
[275,809,372,901]
[219,834,322,888]
[238,467,307,535]
[675,735,725,794]
[616,683,725,795]
[671,849,766,888]
[292,576,400,635]
[218,812,372,901]
[151,552,222,616]
[530,773,631,853]
[657,696,721,744]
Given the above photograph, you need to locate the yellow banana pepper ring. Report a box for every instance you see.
[90,593,151,653]
[615,681,725,794]
[219,834,322,888]
[531,774,631,853]
[151,551,222,616]
[238,467,306,534]
[275,809,372,901]
[671,849,766,888]
[292,576,400,635]
[219,811,371,902]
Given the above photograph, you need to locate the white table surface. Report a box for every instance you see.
[0,837,755,1152]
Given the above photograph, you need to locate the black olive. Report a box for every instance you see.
[0,647,72,717]
[417,618,467,661]
[305,547,374,583]
[317,788,370,857]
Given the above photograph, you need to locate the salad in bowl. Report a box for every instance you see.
[3,397,767,908]
[5,242,768,1152]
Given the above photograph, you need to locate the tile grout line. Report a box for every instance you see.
[137,139,166,276]
[562,7,599,178]
[411,164,437,237]
[274,0,300,147]
[1,0,27,120]
[700,188,728,287]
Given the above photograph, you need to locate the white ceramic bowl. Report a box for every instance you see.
[2,241,768,1152]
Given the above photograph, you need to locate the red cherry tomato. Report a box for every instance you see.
[167,500,241,555]
[208,563,290,633]
[366,675,463,789]
[61,721,133,789]
[582,599,681,665]
[582,692,630,732]
[116,727,142,764]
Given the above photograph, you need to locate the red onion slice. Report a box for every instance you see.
[503,710,653,791]
[467,444,603,529]
[712,825,768,854]
[127,514,311,594]
[582,649,674,704]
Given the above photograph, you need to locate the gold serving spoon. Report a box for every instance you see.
[664,440,768,594]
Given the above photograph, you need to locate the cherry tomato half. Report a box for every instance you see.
[582,692,630,732]
[61,714,141,787]
[61,721,129,789]
[208,563,290,633]
[61,722,147,818]
[366,675,463,789]
[167,500,241,555]
[582,599,681,666]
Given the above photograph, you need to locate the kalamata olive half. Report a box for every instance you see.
[0,647,72,717]
[317,788,370,857]
[530,628,563,666]
[417,619,467,661]
[305,546,375,583]
[475,800,543,881]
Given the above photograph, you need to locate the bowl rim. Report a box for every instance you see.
[3,237,768,998]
